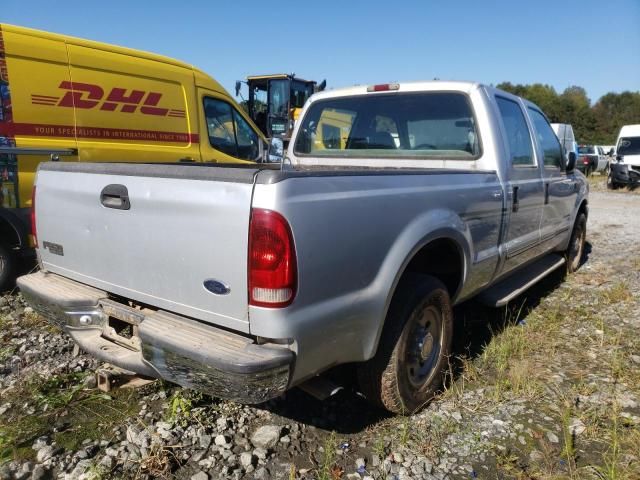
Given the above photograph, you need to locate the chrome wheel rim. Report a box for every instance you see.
[406,305,443,387]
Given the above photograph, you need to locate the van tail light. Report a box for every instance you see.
[30,186,37,247]
[248,209,297,308]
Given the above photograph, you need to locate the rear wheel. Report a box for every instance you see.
[607,172,619,190]
[566,213,586,274]
[0,242,16,291]
[357,275,453,414]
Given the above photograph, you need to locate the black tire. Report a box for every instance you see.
[0,242,16,291]
[566,213,586,274]
[357,274,453,414]
[606,172,619,190]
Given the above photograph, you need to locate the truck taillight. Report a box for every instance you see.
[582,156,589,165]
[248,209,297,308]
[367,83,400,92]
[30,186,37,247]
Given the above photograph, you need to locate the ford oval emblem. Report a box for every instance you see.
[203,279,230,295]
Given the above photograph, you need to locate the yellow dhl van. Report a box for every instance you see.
[0,23,267,287]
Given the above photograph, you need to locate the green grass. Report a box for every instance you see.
[317,431,338,480]
[0,372,140,463]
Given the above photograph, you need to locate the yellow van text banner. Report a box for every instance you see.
[0,122,199,143]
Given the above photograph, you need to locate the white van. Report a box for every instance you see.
[616,125,640,167]
[551,123,578,156]
[608,125,640,188]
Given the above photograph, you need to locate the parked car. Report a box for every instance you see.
[600,145,616,157]
[0,23,267,289]
[18,81,589,414]
[609,124,640,189]
[577,144,608,175]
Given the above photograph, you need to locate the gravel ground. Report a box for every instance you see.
[1,187,639,480]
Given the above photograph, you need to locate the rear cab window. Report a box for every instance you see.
[578,146,595,154]
[294,92,481,160]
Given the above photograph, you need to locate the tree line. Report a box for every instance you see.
[496,82,640,145]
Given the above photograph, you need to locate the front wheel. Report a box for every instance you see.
[566,213,586,274]
[607,172,619,190]
[357,274,453,414]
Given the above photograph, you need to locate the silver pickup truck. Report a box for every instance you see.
[18,81,588,414]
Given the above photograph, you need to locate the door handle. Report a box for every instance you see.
[512,186,519,212]
[100,184,130,210]
[544,182,550,204]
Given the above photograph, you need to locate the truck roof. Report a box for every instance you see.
[308,80,483,102]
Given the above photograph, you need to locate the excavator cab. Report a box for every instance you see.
[237,74,325,142]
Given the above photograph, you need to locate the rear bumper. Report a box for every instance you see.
[17,271,294,403]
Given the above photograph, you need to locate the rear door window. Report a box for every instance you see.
[495,97,535,167]
[527,108,563,169]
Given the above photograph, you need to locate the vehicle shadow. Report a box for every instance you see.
[258,249,589,434]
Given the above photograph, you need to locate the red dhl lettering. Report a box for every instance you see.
[30,81,186,118]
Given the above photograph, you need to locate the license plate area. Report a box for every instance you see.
[99,299,145,351]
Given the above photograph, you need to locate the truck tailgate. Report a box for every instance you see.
[35,162,257,332]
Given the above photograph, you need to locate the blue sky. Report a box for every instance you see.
[3,0,639,103]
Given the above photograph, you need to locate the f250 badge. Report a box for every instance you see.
[31,81,185,118]
[42,241,64,256]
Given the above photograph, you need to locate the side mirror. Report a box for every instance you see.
[316,79,326,92]
[235,81,241,97]
[616,154,623,162]
[566,151,576,172]
[265,138,284,163]
[608,148,614,156]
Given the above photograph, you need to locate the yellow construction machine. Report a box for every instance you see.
[236,74,325,143]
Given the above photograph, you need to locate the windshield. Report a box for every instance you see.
[291,81,313,109]
[294,92,480,159]
[578,146,595,154]
[268,79,289,117]
[618,137,640,156]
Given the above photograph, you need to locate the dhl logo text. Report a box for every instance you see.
[31,82,185,118]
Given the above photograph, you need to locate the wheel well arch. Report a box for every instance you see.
[396,237,465,301]
[577,199,588,218]
[0,214,23,248]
